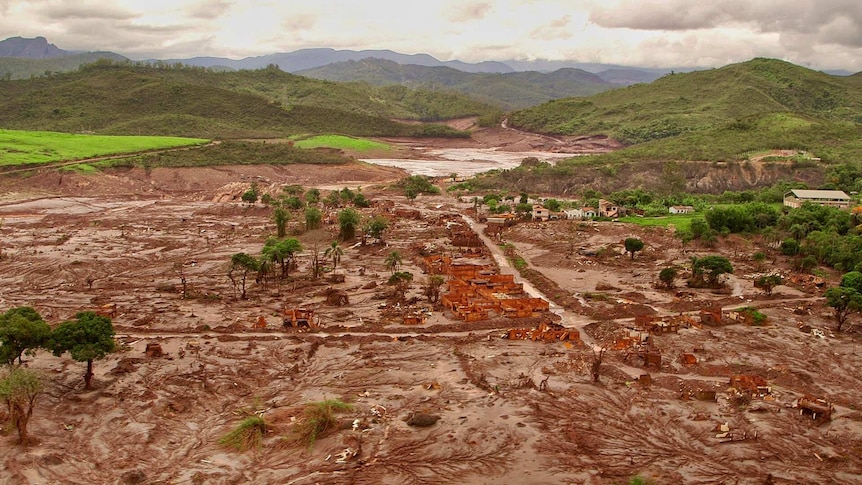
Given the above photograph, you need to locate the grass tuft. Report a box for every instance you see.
[286,399,353,447]
[218,415,268,452]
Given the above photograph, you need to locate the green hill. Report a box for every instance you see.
[0,52,129,80]
[0,61,498,138]
[509,58,862,153]
[298,58,612,109]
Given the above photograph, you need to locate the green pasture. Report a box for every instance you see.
[0,129,209,166]
[293,135,390,152]
[618,213,704,232]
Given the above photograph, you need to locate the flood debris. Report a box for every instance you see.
[283,307,318,329]
[145,342,164,358]
[797,395,834,421]
[729,375,771,397]
[506,322,580,343]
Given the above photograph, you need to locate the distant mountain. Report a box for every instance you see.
[160,48,514,74]
[0,62,497,138]
[297,58,613,109]
[595,69,664,85]
[0,36,67,58]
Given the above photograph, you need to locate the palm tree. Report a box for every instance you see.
[324,241,344,270]
[385,250,403,274]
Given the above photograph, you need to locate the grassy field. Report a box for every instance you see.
[294,135,390,152]
[0,129,209,166]
[618,213,704,232]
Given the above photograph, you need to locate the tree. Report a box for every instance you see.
[756,274,782,296]
[841,271,862,293]
[0,368,43,444]
[304,188,320,205]
[262,237,302,277]
[544,199,562,212]
[0,307,51,366]
[305,206,322,231]
[272,207,289,238]
[363,216,389,244]
[309,243,324,280]
[324,191,342,208]
[228,252,259,299]
[324,241,344,270]
[690,255,733,287]
[658,267,677,289]
[424,275,446,303]
[50,312,116,389]
[752,251,767,271]
[337,208,360,240]
[624,237,645,260]
[385,250,403,274]
[824,286,862,331]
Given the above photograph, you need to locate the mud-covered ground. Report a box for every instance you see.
[0,144,861,484]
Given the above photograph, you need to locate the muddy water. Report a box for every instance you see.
[362,148,578,177]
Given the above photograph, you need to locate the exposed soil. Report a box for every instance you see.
[0,133,860,484]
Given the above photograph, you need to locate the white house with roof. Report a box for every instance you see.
[783,189,851,209]
[669,205,696,214]
[532,205,550,221]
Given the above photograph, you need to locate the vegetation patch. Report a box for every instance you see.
[218,415,268,452]
[294,135,390,152]
[0,129,209,167]
[287,399,353,447]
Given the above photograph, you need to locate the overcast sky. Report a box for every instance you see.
[1,0,861,70]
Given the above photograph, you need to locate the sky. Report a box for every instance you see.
[1,0,861,71]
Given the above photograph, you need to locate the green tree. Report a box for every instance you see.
[0,307,51,366]
[756,274,782,296]
[324,241,344,270]
[824,286,862,331]
[0,368,43,444]
[337,208,360,240]
[424,275,446,303]
[690,255,734,287]
[544,199,562,212]
[228,252,259,299]
[385,250,403,274]
[624,237,645,260]
[241,182,260,205]
[324,191,342,208]
[363,216,389,244]
[658,267,677,289]
[50,312,116,389]
[752,251,767,271]
[840,271,862,293]
[780,238,800,256]
[305,206,322,231]
[304,188,320,205]
[353,193,370,208]
[273,207,289,238]
[262,237,302,277]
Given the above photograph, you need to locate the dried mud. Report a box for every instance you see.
[0,139,860,485]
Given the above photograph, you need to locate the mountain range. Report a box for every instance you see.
[0,36,670,83]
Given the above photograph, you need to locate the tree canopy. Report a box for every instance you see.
[0,306,51,366]
[50,312,116,389]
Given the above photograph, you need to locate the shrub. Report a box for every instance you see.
[218,415,268,452]
[287,399,353,446]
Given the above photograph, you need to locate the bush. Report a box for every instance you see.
[218,415,268,452]
[287,399,353,446]
[388,271,414,285]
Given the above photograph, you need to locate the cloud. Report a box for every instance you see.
[283,13,317,32]
[530,14,573,41]
[444,1,492,22]
[187,0,232,20]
